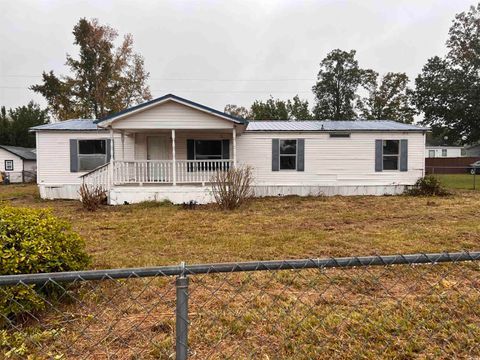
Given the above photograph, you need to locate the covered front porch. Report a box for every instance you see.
[81,127,238,188]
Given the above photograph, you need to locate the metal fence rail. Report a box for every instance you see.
[1,251,480,359]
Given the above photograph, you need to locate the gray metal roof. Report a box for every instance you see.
[30,119,102,131]
[0,145,36,160]
[246,120,428,132]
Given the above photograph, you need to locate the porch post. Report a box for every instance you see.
[109,127,115,187]
[172,129,177,185]
[121,130,125,160]
[232,126,237,167]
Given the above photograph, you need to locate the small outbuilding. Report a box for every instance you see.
[0,145,37,183]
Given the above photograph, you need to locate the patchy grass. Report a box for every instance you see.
[433,173,479,190]
[1,184,480,358]
[0,184,479,268]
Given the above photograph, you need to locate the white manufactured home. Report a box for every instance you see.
[0,145,37,183]
[31,94,427,204]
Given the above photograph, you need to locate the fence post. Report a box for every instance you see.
[175,264,189,360]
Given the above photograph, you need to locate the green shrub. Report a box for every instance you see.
[405,175,450,197]
[0,206,90,320]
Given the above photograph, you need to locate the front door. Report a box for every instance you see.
[147,136,169,181]
[147,136,168,160]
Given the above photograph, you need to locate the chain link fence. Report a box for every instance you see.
[1,252,480,359]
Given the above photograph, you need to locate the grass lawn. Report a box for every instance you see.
[433,173,480,190]
[1,184,480,358]
[1,184,479,268]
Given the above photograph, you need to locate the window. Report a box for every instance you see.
[194,140,223,160]
[442,149,447,157]
[429,150,435,158]
[382,140,399,170]
[329,133,351,138]
[4,160,13,171]
[78,140,107,171]
[279,139,297,170]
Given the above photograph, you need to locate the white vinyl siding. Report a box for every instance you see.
[108,101,234,130]
[36,131,135,185]
[236,131,425,186]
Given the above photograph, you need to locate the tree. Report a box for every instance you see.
[312,49,372,120]
[286,95,312,120]
[249,95,312,120]
[356,72,416,123]
[0,106,10,145]
[0,102,49,147]
[31,18,151,120]
[250,97,289,120]
[224,104,250,119]
[413,4,480,144]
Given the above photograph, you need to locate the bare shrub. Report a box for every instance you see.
[79,184,107,211]
[405,175,450,197]
[211,165,253,210]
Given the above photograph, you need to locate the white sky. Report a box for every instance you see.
[0,0,475,115]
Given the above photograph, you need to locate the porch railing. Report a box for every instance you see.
[112,159,233,185]
[113,160,174,184]
[175,160,232,183]
[80,162,112,189]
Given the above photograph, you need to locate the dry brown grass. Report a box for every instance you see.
[1,184,480,358]
[1,184,478,269]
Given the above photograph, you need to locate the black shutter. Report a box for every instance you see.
[272,139,279,171]
[222,139,230,159]
[70,139,78,172]
[106,139,112,163]
[187,139,195,160]
[297,139,305,171]
[187,139,195,172]
[375,139,383,172]
[400,139,408,172]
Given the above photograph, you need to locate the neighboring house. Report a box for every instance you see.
[425,146,464,158]
[31,94,428,204]
[464,144,480,157]
[0,145,37,183]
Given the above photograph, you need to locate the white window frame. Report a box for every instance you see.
[4,160,13,171]
[429,150,435,158]
[382,140,400,171]
[279,139,297,171]
[77,139,108,172]
[193,140,223,160]
[442,149,447,157]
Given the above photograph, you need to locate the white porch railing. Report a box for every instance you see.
[80,162,112,189]
[113,160,174,184]
[175,160,232,184]
[81,160,233,187]
[113,159,233,185]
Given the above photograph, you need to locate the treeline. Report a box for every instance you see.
[225,4,480,145]
[0,102,48,148]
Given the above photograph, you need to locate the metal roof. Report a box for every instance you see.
[246,120,428,132]
[30,119,102,131]
[0,145,36,160]
[96,94,247,125]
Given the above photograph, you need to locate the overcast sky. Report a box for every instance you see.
[0,0,475,116]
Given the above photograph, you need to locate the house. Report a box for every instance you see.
[0,145,37,183]
[31,94,428,204]
[464,144,480,157]
[425,146,464,158]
